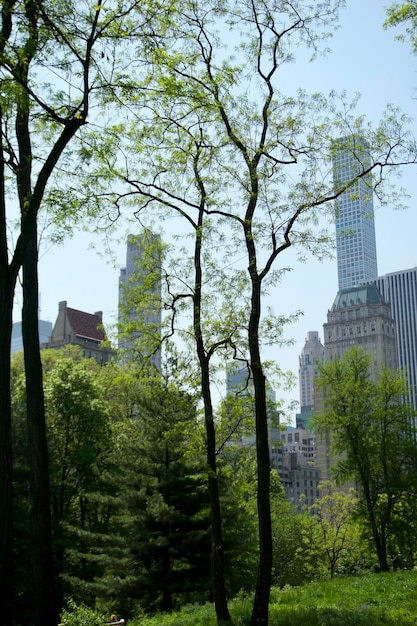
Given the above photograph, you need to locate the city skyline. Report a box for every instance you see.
[30,0,416,417]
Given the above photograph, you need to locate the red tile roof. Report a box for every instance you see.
[67,307,105,342]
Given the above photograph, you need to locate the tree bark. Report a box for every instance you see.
[194,210,231,624]
[0,279,15,626]
[22,223,58,626]
[0,103,17,626]
[249,276,272,626]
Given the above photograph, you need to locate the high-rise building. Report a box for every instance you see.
[332,136,378,290]
[374,268,417,412]
[323,284,398,373]
[225,362,280,440]
[11,320,52,354]
[298,331,325,409]
[118,231,162,371]
[316,283,398,482]
[271,427,320,511]
[296,331,324,430]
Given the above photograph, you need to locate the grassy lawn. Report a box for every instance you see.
[133,570,417,626]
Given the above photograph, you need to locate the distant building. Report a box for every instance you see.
[297,331,324,428]
[226,363,253,397]
[271,427,320,511]
[225,363,320,508]
[374,268,417,413]
[43,301,115,364]
[332,136,378,290]
[226,363,278,421]
[323,284,398,373]
[11,320,52,355]
[118,232,162,371]
[316,283,398,483]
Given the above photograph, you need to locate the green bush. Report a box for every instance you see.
[60,599,106,626]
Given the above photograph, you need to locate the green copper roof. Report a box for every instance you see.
[331,284,383,310]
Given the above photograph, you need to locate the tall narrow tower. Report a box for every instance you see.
[332,136,378,290]
[118,231,162,371]
[296,331,325,430]
[298,331,325,410]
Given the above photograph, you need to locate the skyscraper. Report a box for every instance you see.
[323,284,398,373]
[374,268,417,412]
[298,331,325,409]
[118,231,162,371]
[316,283,398,482]
[332,136,378,290]
[296,331,325,429]
[11,320,52,354]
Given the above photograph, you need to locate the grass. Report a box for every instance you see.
[131,570,417,626]
[61,570,417,626]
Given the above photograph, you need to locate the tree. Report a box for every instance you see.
[10,348,114,620]
[43,355,113,604]
[311,481,358,578]
[107,378,212,615]
[89,1,415,622]
[385,2,417,55]
[0,3,171,624]
[314,347,417,571]
[270,474,325,587]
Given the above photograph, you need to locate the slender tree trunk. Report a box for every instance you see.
[0,280,15,626]
[201,361,231,624]
[249,277,272,626]
[0,103,16,626]
[22,223,57,626]
[362,479,389,571]
[194,212,231,624]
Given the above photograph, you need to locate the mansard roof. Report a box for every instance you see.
[331,284,384,310]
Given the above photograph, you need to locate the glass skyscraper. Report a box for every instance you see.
[375,268,417,414]
[332,136,378,290]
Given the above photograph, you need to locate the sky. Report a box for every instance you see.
[27,0,416,418]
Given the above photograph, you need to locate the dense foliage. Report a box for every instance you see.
[10,346,417,625]
[314,348,417,572]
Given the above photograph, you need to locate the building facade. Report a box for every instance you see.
[332,136,378,290]
[118,232,162,371]
[43,301,115,364]
[298,331,325,409]
[374,268,417,412]
[316,283,398,482]
[323,284,398,373]
[271,427,320,510]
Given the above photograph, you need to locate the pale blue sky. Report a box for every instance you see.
[33,0,416,416]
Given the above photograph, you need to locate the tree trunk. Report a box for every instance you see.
[0,102,16,626]
[0,279,15,626]
[22,225,57,626]
[194,213,231,624]
[362,479,389,571]
[203,369,231,625]
[249,277,272,626]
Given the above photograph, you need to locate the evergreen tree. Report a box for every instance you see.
[117,379,212,614]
